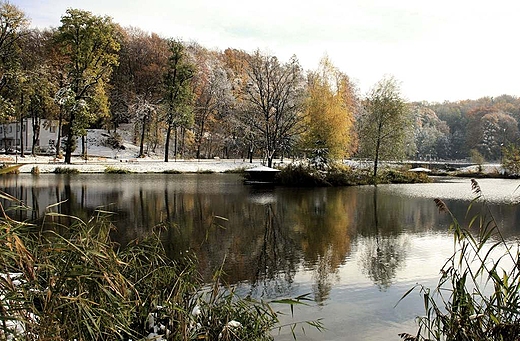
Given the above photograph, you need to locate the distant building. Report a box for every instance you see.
[0,119,59,154]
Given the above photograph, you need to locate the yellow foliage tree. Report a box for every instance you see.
[302,56,358,162]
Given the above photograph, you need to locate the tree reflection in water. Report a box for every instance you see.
[358,186,408,290]
[248,203,298,298]
[6,174,512,300]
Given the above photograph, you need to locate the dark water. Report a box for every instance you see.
[2,174,520,340]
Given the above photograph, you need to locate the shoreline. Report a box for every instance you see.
[1,155,266,173]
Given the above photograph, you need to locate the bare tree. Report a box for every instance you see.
[241,51,305,167]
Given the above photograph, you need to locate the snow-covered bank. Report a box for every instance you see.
[1,155,265,173]
[0,126,269,173]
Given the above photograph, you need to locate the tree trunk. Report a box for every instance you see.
[31,116,40,156]
[81,135,86,159]
[373,134,381,181]
[56,113,63,158]
[3,126,7,155]
[196,121,205,159]
[19,120,24,158]
[64,111,75,164]
[139,115,147,157]
[164,123,172,162]
[174,127,178,161]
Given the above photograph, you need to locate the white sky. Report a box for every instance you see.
[13,0,520,102]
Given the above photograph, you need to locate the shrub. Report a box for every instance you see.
[30,166,39,175]
[470,148,485,172]
[104,166,134,174]
[324,164,372,186]
[276,163,328,186]
[163,169,182,174]
[53,167,79,174]
[380,169,431,184]
[196,169,215,174]
[502,144,520,176]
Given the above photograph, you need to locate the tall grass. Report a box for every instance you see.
[0,192,322,340]
[399,179,520,341]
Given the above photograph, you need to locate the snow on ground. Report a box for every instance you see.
[1,126,265,173]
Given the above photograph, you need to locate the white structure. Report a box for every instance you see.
[0,119,59,154]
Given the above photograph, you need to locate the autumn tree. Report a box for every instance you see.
[241,50,305,167]
[411,105,450,160]
[479,112,518,160]
[301,56,357,166]
[18,28,58,156]
[0,1,28,90]
[55,9,120,163]
[502,144,520,175]
[0,2,29,154]
[162,39,194,162]
[189,44,234,159]
[357,76,410,180]
[222,48,254,160]
[111,27,168,157]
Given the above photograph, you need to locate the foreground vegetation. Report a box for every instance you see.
[399,180,520,340]
[0,196,321,340]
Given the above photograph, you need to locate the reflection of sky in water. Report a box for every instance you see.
[377,177,520,204]
[273,232,453,341]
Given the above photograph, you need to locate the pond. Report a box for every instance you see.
[2,174,520,340]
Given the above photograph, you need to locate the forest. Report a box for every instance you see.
[1,2,519,166]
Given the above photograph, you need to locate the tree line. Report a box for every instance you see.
[1,2,518,169]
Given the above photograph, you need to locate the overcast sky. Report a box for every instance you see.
[12,0,520,102]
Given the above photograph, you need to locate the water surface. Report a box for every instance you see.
[2,175,519,340]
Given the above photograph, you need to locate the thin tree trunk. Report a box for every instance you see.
[19,120,24,158]
[56,113,63,158]
[81,135,86,159]
[64,111,75,164]
[31,116,40,156]
[174,127,178,161]
[164,123,172,162]
[139,115,147,157]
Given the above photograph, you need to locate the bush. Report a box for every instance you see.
[163,169,182,174]
[502,144,520,176]
[104,166,134,174]
[196,169,215,174]
[30,166,40,175]
[276,163,328,186]
[53,167,79,174]
[379,169,431,184]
